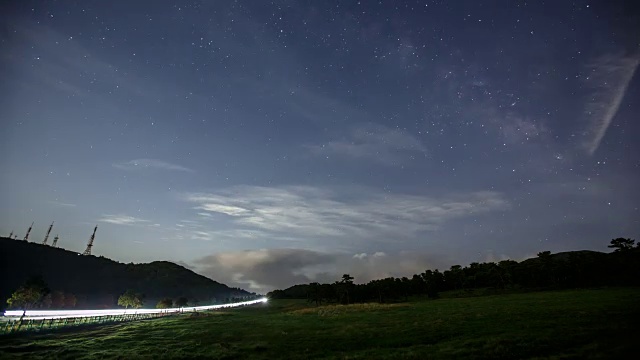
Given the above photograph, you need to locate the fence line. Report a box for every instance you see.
[1,312,169,334]
[1,297,268,335]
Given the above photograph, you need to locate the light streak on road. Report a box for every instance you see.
[3,297,268,320]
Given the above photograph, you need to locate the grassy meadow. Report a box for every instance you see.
[1,287,639,359]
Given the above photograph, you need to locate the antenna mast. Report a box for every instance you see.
[42,222,54,245]
[23,222,34,241]
[82,225,98,255]
[52,235,59,247]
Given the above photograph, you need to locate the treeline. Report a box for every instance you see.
[115,290,258,309]
[5,277,262,311]
[115,290,191,309]
[6,276,78,310]
[268,238,640,305]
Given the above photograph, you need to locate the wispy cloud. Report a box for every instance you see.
[195,203,250,216]
[307,123,427,165]
[98,214,150,226]
[184,185,509,241]
[48,201,77,207]
[190,230,216,241]
[113,159,194,173]
[583,53,639,155]
[165,220,281,244]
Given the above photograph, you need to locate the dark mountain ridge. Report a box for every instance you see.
[0,237,252,310]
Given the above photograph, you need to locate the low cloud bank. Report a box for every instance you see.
[193,248,450,293]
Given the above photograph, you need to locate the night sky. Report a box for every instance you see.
[1,1,639,293]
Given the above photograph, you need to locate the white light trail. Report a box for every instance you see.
[3,297,268,320]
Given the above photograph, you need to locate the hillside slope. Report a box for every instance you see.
[0,237,251,309]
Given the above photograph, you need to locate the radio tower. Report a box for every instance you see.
[82,225,98,255]
[52,235,59,247]
[42,222,54,245]
[23,222,34,241]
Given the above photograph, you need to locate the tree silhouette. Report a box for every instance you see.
[336,274,355,304]
[117,290,143,308]
[444,265,465,290]
[41,293,53,309]
[41,290,72,309]
[6,276,49,310]
[175,296,188,307]
[156,298,173,309]
[307,283,323,306]
[608,238,636,252]
[341,274,354,284]
[50,291,66,308]
[64,293,77,308]
[369,278,389,303]
[421,270,444,298]
[320,283,336,303]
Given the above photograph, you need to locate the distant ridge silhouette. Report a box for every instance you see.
[0,237,252,310]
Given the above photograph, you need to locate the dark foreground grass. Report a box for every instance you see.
[1,288,639,359]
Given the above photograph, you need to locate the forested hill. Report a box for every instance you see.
[0,237,251,310]
[269,242,640,303]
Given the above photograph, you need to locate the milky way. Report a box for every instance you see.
[1,1,638,292]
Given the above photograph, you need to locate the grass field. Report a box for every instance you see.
[1,288,639,359]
